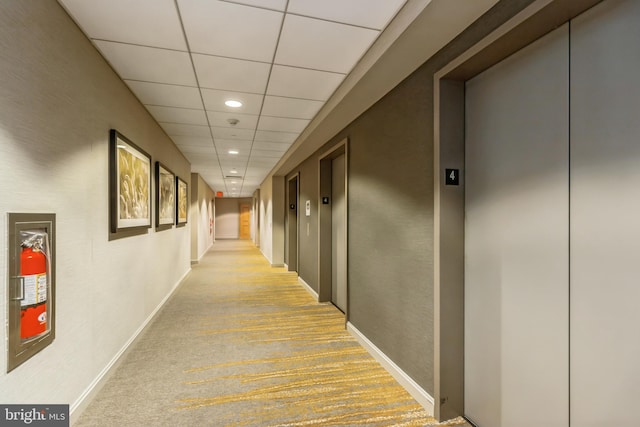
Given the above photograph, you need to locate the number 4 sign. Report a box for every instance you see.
[445,169,460,186]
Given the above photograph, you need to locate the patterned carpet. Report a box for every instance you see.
[75,240,467,426]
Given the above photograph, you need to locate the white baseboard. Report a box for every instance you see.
[271,263,284,268]
[70,268,191,424]
[347,322,434,414]
[298,276,318,300]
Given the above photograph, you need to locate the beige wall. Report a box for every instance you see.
[190,173,214,262]
[214,197,252,240]
[0,0,191,415]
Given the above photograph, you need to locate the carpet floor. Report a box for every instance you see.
[74,240,467,427]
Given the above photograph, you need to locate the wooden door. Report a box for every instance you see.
[239,204,250,239]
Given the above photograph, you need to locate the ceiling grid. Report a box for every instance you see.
[58,0,409,197]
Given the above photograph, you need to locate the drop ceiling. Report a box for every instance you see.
[58,0,408,198]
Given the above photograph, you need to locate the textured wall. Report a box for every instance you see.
[279,0,539,396]
[0,0,190,410]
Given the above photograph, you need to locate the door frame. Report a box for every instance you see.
[286,173,299,272]
[318,139,348,318]
[432,0,601,421]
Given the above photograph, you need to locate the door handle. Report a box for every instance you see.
[11,276,24,301]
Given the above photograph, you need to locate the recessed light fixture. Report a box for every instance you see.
[230,170,238,174]
[225,100,242,108]
[228,150,239,155]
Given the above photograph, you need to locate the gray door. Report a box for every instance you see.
[570,1,640,425]
[331,154,347,312]
[464,24,569,427]
[287,176,298,272]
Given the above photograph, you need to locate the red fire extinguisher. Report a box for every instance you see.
[20,239,48,339]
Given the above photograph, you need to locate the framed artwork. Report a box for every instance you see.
[155,162,175,231]
[176,176,188,226]
[109,130,152,237]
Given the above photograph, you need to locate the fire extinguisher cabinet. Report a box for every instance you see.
[7,213,56,373]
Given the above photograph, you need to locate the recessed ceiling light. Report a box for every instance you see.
[228,150,239,155]
[230,170,238,174]
[225,100,242,108]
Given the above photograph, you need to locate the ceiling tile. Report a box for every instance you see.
[179,0,282,62]
[250,149,284,158]
[257,116,309,133]
[59,0,186,50]
[193,54,270,93]
[262,96,324,120]
[218,153,250,163]
[170,135,213,146]
[207,112,259,130]
[211,127,255,140]
[287,0,407,30]
[267,65,344,101]
[254,129,299,143]
[146,106,208,125]
[201,89,264,115]
[275,15,379,74]
[178,145,217,155]
[94,41,196,86]
[248,158,278,167]
[214,139,253,152]
[251,141,291,151]
[161,123,211,137]
[126,81,202,109]
[224,0,287,11]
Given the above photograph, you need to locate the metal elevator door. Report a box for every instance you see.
[464,24,570,427]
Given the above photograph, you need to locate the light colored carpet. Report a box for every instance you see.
[74,240,467,426]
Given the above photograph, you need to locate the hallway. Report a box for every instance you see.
[74,241,461,426]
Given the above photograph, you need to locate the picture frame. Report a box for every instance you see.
[109,130,152,238]
[176,176,188,226]
[155,162,175,231]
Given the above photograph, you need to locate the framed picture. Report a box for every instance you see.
[109,130,152,237]
[155,162,175,230]
[176,176,188,226]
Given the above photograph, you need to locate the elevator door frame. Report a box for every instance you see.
[431,0,602,422]
[318,139,348,319]
[286,174,299,273]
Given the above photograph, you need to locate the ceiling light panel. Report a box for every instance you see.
[262,96,324,120]
[201,89,264,115]
[125,81,202,109]
[275,15,379,74]
[287,0,407,30]
[193,54,271,93]
[207,112,259,130]
[59,0,186,50]
[146,106,208,126]
[267,65,345,101]
[179,0,282,62]
[161,123,211,137]
[257,116,309,133]
[94,41,196,86]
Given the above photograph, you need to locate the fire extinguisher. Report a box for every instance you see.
[20,237,48,339]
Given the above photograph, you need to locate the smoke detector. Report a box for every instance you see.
[227,118,239,126]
